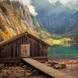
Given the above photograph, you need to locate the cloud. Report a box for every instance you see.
[22,0,38,16]
[48,0,58,3]
[60,0,78,10]
[48,0,78,4]
[60,0,78,4]
[48,0,78,10]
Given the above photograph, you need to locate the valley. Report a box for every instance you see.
[0,1,78,78]
[0,0,78,46]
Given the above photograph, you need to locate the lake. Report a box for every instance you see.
[48,44,78,61]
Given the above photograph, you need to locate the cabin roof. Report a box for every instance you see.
[0,32,50,47]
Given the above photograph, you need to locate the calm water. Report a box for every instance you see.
[48,44,78,60]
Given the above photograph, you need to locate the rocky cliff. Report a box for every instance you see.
[0,0,38,41]
[0,0,53,45]
[32,0,76,34]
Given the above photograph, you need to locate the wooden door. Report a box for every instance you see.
[20,44,30,58]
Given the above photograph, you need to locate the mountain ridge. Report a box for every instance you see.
[0,0,54,46]
[0,0,38,40]
[32,0,76,34]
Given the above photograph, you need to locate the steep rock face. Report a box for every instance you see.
[60,11,78,35]
[0,0,37,41]
[32,0,76,34]
[3,0,35,31]
[0,0,53,45]
[65,11,78,32]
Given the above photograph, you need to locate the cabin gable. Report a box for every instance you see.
[0,32,50,59]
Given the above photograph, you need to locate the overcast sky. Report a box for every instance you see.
[49,0,78,4]
[22,0,38,16]
[22,0,78,16]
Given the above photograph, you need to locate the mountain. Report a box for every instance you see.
[0,0,37,41]
[65,11,78,32]
[62,11,78,39]
[32,0,76,34]
[60,11,78,36]
[61,11,78,40]
[0,0,54,45]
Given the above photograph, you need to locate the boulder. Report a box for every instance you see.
[53,64,66,69]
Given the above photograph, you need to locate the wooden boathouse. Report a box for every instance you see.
[0,32,76,78]
[0,32,50,62]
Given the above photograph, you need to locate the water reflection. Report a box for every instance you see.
[63,43,71,47]
[48,43,78,61]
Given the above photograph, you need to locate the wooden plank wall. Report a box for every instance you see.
[0,34,48,59]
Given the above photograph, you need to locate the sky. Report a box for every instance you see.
[48,0,78,10]
[22,0,38,16]
[48,0,78,4]
[22,0,78,16]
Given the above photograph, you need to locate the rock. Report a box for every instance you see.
[51,62,58,67]
[14,64,17,67]
[0,70,2,73]
[9,64,12,67]
[65,60,78,64]
[61,64,66,69]
[5,67,8,69]
[48,60,53,64]
[2,73,8,78]
[31,69,40,76]
[19,63,24,67]
[53,64,66,69]
[22,65,27,69]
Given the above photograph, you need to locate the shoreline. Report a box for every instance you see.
[46,59,78,78]
[0,58,78,78]
[34,58,78,78]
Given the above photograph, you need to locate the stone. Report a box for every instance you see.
[48,60,53,64]
[53,64,66,69]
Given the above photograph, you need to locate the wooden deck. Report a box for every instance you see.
[22,58,75,78]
